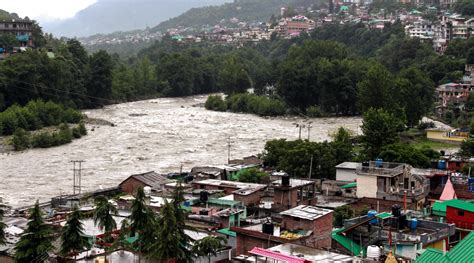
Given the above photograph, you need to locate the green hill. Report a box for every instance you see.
[151,0,296,33]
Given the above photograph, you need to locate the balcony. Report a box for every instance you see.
[357,161,405,177]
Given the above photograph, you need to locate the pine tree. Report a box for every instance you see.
[14,201,53,263]
[60,206,89,259]
[93,196,118,262]
[146,201,184,262]
[130,187,156,255]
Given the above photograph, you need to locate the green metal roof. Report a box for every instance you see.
[446,231,474,262]
[415,232,474,263]
[415,248,446,263]
[340,182,357,189]
[432,199,474,217]
[332,228,362,256]
[445,199,474,213]
[217,228,236,237]
[376,212,392,219]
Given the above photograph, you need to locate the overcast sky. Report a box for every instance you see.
[2,0,97,21]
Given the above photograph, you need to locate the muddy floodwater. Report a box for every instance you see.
[0,95,362,207]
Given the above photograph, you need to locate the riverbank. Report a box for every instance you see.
[0,95,362,207]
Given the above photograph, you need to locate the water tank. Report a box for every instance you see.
[282,175,290,186]
[368,210,378,225]
[375,158,383,168]
[262,222,274,235]
[200,190,208,202]
[438,160,447,170]
[143,186,152,197]
[366,245,381,260]
[199,209,209,216]
[392,205,401,217]
[410,218,418,230]
[362,161,370,167]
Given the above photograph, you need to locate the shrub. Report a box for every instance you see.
[72,127,82,139]
[12,128,30,151]
[306,105,322,117]
[225,93,286,116]
[31,132,53,148]
[78,123,87,135]
[205,95,227,112]
[58,124,72,144]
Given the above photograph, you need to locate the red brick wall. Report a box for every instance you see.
[273,188,298,210]
[234,191,262,206]
[282,212,333,249]
[235,233,281,255]
[120,178,146,195]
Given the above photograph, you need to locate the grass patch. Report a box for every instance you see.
[410,136,459,150]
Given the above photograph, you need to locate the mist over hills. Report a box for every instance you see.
[43,0,232,37]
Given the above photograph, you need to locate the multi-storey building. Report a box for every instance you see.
[405,20,435,40]
[0,18,34,47]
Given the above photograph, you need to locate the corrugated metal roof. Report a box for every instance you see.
[446,199,474,213]
[340,182,357,189]
[120,171,170,190]
[415,231,474,263]
[331,228,362,256]
[447,231,474,262]
[415,248,446,263]
[280,205,332,221]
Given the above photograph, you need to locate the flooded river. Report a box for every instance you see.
[0,95,361,207]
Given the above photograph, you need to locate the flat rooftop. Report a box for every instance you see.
[280,205,332,221]
[267,243,357,262]
[192,179,265,190]
[271,178,315,188]
[335,162,361,170]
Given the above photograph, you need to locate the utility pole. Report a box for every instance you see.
[308,156,313,179]
[307,121,312,140]
[227,136,231,164]
[71,160,85,195]
[293,123,305,140]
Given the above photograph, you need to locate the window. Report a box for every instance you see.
[458,210,465,217]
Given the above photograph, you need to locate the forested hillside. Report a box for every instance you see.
[43,0,232,37]
[151,0,296,32]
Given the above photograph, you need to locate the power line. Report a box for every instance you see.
[0,78,122,104]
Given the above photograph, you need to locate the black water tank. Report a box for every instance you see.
[199,209,209,216]
[282,175,290,186]
[392,205,401,217]
[399,215,407,229]
[262,222,274,235]
[362,161,370,167]
[200,190,208,202]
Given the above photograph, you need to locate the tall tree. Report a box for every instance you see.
[357,63,394,113]
[14,201,53,263]
[396,67,434,127]
[93,196,118,262]
[192,236,226,263]
[361,108,405,159]
[146,201,184,262]
[218,56,251,95]
[130,187,157,256]
[60,206,89,259]
[87,50,113,107]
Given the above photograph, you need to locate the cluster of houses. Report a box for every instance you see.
[1,154,473,262]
